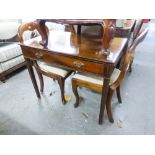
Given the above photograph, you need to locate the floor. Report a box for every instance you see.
[0,21,155,135]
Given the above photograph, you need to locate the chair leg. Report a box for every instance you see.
[72,79,80,108]
[57,77,66,105]
[38,72,44,93]
[34,69,44,92]
[33,61,44,93]
[116,86,122,103]
[106,89,114,123]
[129,58,133,73]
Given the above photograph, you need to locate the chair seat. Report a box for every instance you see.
[72,68,121,86]
[38,62,71,77]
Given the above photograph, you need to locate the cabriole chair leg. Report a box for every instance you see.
[57,77,66,105]
[116,86,122,103]
[72,79,80,108]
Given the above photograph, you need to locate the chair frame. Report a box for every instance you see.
[133,19,144,41]
[72,52,131,123]
[129,28,149,72]
[72,28,149,123]
[18,22,73,104]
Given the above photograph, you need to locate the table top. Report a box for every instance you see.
[45,19,104,25]
[44,19,135,29]
[21,31,128,64]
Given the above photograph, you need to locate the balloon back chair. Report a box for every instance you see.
[18,22,73,104]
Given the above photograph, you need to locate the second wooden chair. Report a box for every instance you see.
[72,28,148,123]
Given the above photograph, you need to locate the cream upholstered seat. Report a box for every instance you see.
[72,69,120,86]
[38,62,71,78]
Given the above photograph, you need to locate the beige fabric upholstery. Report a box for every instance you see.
[0,55,24,73]
[39,62,70,77]
[0,20,21,40]
[0,44,22,62]
[72,68,121,86]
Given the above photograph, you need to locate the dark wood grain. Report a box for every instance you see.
[35,19,135,49]
[35,19,116,51]
[19,28,129,124]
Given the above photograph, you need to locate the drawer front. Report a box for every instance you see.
[21,47,104,75]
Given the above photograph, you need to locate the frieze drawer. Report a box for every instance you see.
[21,47,104,75]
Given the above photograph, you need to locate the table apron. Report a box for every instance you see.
[21,47,107,76]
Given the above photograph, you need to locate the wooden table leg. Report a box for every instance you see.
[25,58,41,98]
[98,65,112,124]
[98,40,127,124]
[99,78,110,124]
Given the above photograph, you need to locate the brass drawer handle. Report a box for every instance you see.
[35,53,43,59]
[73,61,84,68]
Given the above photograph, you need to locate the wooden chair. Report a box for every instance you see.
[133,19,144,41]
[128,19,143,48]
[18,22,73,104]
[129,28,149,72]
[71,28,149,123]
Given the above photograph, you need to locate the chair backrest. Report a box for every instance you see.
[129,28,149,58]
[18,22,36,42]
[18,22,49,42]
[112,28,149,88]
[123,28,148,73]
[133,19,143,40]
[18,22,49,70]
